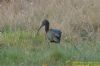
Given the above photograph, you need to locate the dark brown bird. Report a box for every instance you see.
[37,19,62,43]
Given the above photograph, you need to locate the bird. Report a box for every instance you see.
[37,19,62,43]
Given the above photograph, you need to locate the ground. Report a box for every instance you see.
[0,31,100,66]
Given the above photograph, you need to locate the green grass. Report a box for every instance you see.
[0,31,100,66]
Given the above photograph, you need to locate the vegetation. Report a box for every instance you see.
[0,30,100,66]
[0,0,100,66]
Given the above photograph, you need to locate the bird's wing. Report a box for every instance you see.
[52,32,61,42]
[50,29,61,40]
[50,29,62,37]
[47,29,62,42]
[54,32,61,38]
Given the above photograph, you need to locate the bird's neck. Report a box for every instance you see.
[45,25,49,33]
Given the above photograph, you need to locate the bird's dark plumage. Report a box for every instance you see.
[38,19,62,43]
[47,29,62,43]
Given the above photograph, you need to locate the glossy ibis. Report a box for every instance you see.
[37,19,62,43]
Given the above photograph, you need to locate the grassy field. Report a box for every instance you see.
[0,30,100,66]
[0,0,100,66]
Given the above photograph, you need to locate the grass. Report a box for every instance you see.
[0,30,100,66]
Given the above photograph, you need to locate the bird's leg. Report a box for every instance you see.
[47,39,50,48]
[45,34,50,48]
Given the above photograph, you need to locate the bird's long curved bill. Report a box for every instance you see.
[36,25,42,36]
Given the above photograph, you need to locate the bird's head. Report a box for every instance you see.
[41,19,49,27]
[37,19,49,32]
